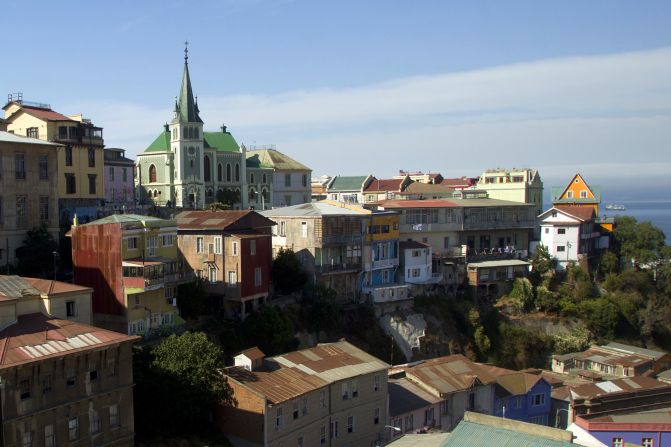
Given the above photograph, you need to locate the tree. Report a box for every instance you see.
[15,225,58,277]
[305,285,340,334]
[599,251,619,276]
[177,277,208,319]
[134,332,234,437]
[216,189,241,209]
[508,277,535,312]
[272,248,308,295]
[579,299,620,339]
[553,327,592,354]
[241,305,298,355]
[614,216,666,265]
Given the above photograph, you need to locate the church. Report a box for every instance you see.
[136,46,272,209]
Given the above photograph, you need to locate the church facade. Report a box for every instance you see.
[136,48,272,209]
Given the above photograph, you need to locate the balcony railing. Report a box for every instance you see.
[316,262,361,274]
[371,257,399,270]
[315,234,363,246]
[462,219,535,231]
[165,271,194,283]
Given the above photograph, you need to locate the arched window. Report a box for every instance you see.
[249,188,256,202]
[153,189,158,198]
[149,164,157,183]
[204,155,211,182]
[262,188,269,202]
[217,163,223,182]
[235,163,240,182]
[226,163,232,182]
[250,173,255,184]
[194,127,199,139]
[207,188,213,197]
[262,173,267,184]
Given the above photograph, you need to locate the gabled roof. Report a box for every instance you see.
[399,240,431,250]
[602,342,668,361]
[538,205,595,222]
[494,372,545,397]
[176,210,275,231]
[236,346,265,360]
[260,201,368,217]
[9,105,75,122]
[20,277,91,296]
[203,131,239,152]
[364,178,406,193]
[570,376,671,400]
[0,313,137,369]
[327,175,370,192]
[246,149,311,171]
[405,354,496,396]
[144,131,171,152]
[551,174,601,204]
[389,376,442,417]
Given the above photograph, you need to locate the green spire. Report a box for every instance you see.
[173,41,203,124]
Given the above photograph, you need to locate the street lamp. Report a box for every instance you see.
[254,190,265,211]
[52,251,59,281]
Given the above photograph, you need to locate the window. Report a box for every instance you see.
[531,393,545,406]
[612,438,624,447]
[284,195,292,206]
[65,146,73,166]
[469,391,475,410]
[228,271,237,286]
[235,163,240,182]
[232,241,238,256]
[87,174,96,194]
[557,245,566,252]
[161,234,173,246]
[214,236,222,254]
[196,237,204,253]
[444,236,449,249]
[39,155,48,180]
[65,173,76,194]
[122,167,127,181]
[149,164,157,183]
[254,267,262,287]
[275,407,283,428]
[320,425,326,445]
[127,237,138,249]
[342,381,350,400]
[351,379,358,398]
[567,191,573,199]
[88,147,95,167]
[226,163,231,182]
[109,166,115,181]
[558,228,566,235]
[204,155,211,182]
[42,375,52,394]
[90,409,101,434]
[374,374,380,391]
[26,127,38,138]
[545,228,549,234]
[405,414,414,432]
[68,417,79,440]
[209,266,217,282]
[302,174,307,187]
[217,163,223,181]
[293,400,299,419]
[15,153,26,179]
[59,126,68,139]
[301,396,308,416]
[320,389,326,407]
[22,431,33,447]
[20,379,31,400]
[297,436,304,447]
[110,404,119,427]
[250,173,255,184]
[262,173,267,184]
[66,372,76,387]
[89,369,98,381]
[347,415,354,433]
[580,190,588,198]
[44,425,55,447]
[250,239,256,255]
[16,196,27,228]
[330,421,339,439]
[285,173,291,187]
[641,439,654,447]
[39,196,49,223]
[301,221,308,237]
[0,197,3,227]
[425,407,434,425]
[374,407,380,425]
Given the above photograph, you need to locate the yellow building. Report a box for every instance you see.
[551,173,601,216]
[70,214,190,335]
[475,168,544,217]
[3,95,105,223]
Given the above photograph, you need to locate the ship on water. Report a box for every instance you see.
[605,203,626,211]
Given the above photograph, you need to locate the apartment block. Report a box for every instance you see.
[176,210,275,318]
[218,340,390,447]
[246,148,311,208]
[104,148,135,207]
[0,132,60,267]
[70,214,190,335]
[475,168,543,217]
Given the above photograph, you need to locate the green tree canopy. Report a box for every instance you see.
[15,225,58,277]
[614,216,666,265]
[241,305,298,355]
[272,248,308,295]
[177,277,208,319]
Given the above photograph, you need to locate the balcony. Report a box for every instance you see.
[165,270,194,284]
[462,219,535,231]
[315,234,363,246]
[123,275,164,292]
[370,257,399,270]
[406,273,444,285]
[363,284,410,304]
[316,262,361,275]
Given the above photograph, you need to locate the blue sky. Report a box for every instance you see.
[3,0,671,197]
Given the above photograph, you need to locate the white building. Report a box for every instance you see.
[399,240,442,285]
[538,205,605,269]
[246,148,311,208]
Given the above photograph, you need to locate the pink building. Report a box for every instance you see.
[104,148,135,205]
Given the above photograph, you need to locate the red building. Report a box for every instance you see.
[176,210,275,319]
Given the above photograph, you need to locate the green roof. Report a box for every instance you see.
[328,175,369,192]
[145,131,171,152]
[203,132,239,152]
[443,416,574,447]
[246,149,311,171]
[143,130,239,153]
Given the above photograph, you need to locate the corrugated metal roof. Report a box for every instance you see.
[389,377,442,416]
[603,342,667,361]
[405,354,495,397]
[571,376,670,399]
[0,131,60,146]
[0,276,41,299]
[260,201,369,217]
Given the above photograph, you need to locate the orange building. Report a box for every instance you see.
[551,174,601,216]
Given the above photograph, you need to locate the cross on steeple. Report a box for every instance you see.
[184,40,189,62]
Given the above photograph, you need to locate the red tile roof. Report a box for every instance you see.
[375,199,458,209]
[554,205,595,222]
[0,313,138,369]
[238,346,265,360]
[18,106,74,122]
[440,177,476,187]
[364,178,405,193]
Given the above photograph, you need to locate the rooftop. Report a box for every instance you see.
[0,131,60,146]
[9,104,75,122]
[389,376,442,417]
[80,214,171,227]
[327,175,370,192]
[602,342,668,361]
[176,210,275,231]
[260,201,369,217]
[399,240,431,250]
[375,198,534,209]
[363,178,407,193]
[0,313,137,369]
[246,148,311,171]
[467,260,530,269]
[237,346,265,360]
[405,354,496,397]
[570,376,671,400]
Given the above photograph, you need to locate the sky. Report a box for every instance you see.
[3,0,671,200]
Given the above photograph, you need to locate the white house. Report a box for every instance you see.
[538,205,602,269]
[399,241,442,285]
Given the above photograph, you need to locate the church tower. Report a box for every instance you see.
[169,43,205,208]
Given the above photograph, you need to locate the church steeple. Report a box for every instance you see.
[173,41,203,124]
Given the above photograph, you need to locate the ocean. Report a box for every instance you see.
[600,201,671,243]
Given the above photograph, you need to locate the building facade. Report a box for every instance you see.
[0,132,60,267]
[475,168,543,217]
[70,214,190,335]
[219,341,389,447]
[104,148,135,207]
[247,148,311,208]
[3,96,105,223]
[325,175,373,204]
[176,210,275,318]
[136,49,249,209]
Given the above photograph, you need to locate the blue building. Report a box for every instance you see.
[491,371,552,425]
[572,407,671,447]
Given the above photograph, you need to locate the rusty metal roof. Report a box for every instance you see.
[176,210,275,230]
[405,354,496,396]
[0,313,138,369]
[237,346,265,360]
[20,277,92,295]
[570,376,671,400]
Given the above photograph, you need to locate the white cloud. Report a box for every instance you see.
[78,46,671,184]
